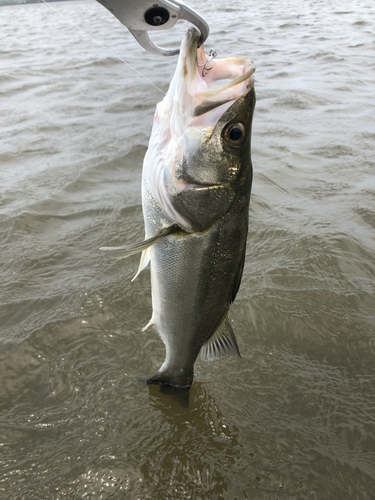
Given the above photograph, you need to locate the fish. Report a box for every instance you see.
[101,27,256,387]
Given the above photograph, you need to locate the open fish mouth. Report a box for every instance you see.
[155,27,255,138]
[174,27,255,126]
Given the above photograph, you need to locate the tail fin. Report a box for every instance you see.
[144,367,194,388]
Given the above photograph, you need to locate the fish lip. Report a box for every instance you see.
[186,26,201,42]
[183,27,201,53]
[178,27,201,75]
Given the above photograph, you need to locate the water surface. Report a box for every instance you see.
[1,0,375,498]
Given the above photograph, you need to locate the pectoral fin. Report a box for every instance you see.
[142,318,154,332]
[100,224,179,259]
[200,315,241,361]
[132,248,151,282]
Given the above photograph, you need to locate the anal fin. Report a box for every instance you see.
[200,315,241,362]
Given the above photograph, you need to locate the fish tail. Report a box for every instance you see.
[144,366,194,388]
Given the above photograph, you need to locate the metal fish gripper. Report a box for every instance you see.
[95,0,209,56]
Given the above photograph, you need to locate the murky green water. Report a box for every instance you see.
[1,0,375,498]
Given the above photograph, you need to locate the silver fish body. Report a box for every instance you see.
[101,28,256,387]
[143,160,253,386]
[142,29,255,386]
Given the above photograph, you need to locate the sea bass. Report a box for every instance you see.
[101,27,255,387]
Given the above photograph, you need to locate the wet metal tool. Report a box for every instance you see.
[95,0,209,56]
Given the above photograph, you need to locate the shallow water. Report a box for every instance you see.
[1,0,375,498]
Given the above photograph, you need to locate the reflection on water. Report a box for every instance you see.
[1,0,375,498]
[143,384,243,498]
[50,383,246,499]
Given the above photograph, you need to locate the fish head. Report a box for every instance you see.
[145,28,256,232]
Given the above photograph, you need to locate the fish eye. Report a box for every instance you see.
[223,123,246,148]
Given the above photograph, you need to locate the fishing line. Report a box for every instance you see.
[40,0,166,95]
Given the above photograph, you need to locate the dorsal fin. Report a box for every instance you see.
[200,315,241,362]
[99,224,178,259]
